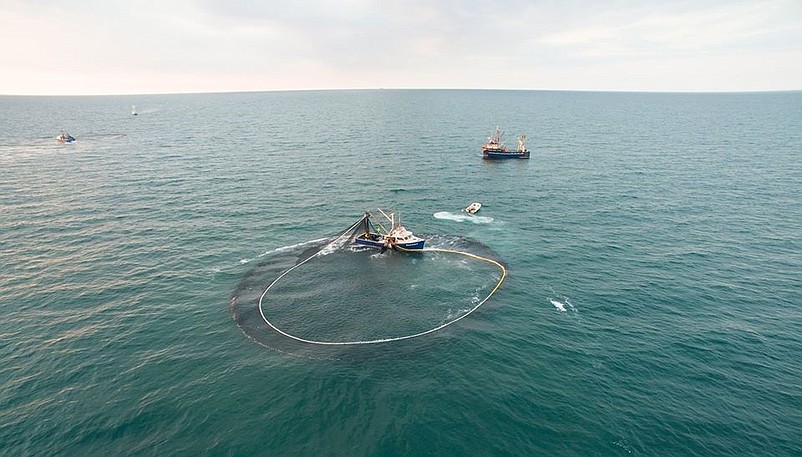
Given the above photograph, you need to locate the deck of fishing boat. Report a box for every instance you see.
[352,209,425,250]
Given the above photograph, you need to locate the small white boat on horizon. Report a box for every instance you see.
[131,105,138,116]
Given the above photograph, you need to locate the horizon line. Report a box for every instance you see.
[2,87,800,97]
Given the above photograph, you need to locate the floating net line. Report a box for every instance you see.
[255,215,507,346]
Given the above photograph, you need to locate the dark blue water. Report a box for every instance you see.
[1,90,800,456]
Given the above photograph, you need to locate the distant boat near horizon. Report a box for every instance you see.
[131,105,138,116]
[481,126,529,159]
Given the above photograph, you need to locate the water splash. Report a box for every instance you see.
[550,299,567,312]
[549,296,576,312]
[317,232,353,256]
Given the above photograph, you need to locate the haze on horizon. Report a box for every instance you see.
[1,0,801,96]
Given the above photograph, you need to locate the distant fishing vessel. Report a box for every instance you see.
[56,132,75,143]
[131,105,138,116]
[353,209,425,250]
[481,126,530,159]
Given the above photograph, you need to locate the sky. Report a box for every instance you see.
[1,0,801,95]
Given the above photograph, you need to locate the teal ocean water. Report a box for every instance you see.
[1,90,800,456]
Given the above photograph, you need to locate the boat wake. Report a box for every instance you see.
[238,238,329,265]
[433,211,494,224]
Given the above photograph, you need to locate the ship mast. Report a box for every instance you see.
[376,208,396,231]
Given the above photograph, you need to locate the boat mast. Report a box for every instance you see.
[377,208,395,229]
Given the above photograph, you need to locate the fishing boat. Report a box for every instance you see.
[464,202,482,214]
[56,132,75,143]
[353,209,425,250]
[481,126,530,159]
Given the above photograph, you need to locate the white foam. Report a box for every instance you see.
[550,296,576,312]
[318,233,351,256]
[239,237,330,265]
[259,237,328,257]
[433,211,494,224]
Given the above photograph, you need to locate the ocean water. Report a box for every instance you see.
[1,89,800,456]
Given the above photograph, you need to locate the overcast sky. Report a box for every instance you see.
[1,0,801,95]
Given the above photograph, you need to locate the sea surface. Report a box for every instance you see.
[1,89,800,456]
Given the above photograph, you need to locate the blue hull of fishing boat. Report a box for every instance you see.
[354,237,425,250]
[482,150,530,159]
